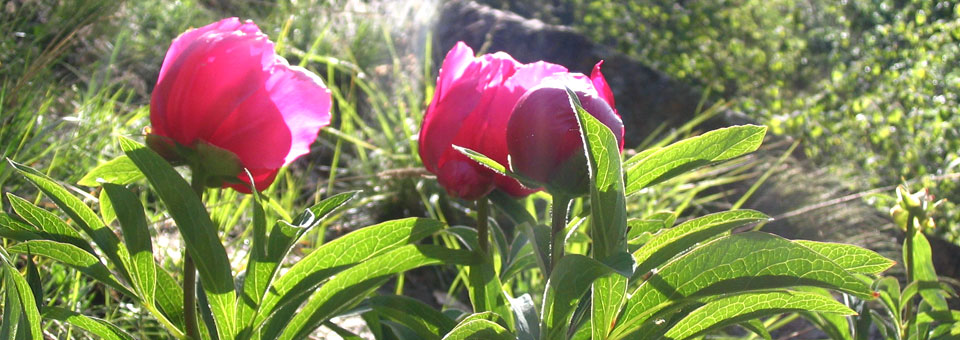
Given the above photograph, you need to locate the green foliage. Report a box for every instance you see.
[514,0,960,239]
[452,94,888,339]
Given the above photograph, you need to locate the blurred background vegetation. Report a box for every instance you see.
[482,0,960,241]
[1,0,958,337]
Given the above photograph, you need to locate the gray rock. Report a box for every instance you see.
[435,0,720,148]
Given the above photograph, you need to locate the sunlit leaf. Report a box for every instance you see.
[77,155,144,187]
[625,125,766,194]
[611,232,873,339]
[663,291,854,340]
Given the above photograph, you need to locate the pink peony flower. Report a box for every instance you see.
[149,18,331,193]
[419,42,580,200]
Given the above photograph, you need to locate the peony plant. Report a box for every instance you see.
[1,23,949,340]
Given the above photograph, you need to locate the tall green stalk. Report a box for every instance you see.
[549,195,571,276]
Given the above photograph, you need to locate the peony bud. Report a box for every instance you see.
[506,79,624,197]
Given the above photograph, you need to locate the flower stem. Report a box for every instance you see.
[549,195,571,277]
[903,211,916,334]
[184,168,206,339]
[476,198,490,253]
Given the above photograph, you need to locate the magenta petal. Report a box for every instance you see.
[207,83,290,170]
[436,158,494,201]
[434,42,477,102]
[264,59,332,165]
[419,77,484,173]
[152,30,274,145]
[591,61,615,108]
[157,18,263,85]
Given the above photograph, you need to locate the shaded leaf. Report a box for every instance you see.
[442,317,513,340]
[102,183,156,305]
[368,295,457,340]
[118,136,236,339]
[43,307,136,340]
[541,254,615,340]
[252,217,444,333]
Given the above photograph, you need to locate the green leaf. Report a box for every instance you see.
[42,307,136,340]
[117,136,236,339]
[568,89,634,340]
[8,240,133,296]
[905,230,949,311]
[300,191,358,228]
[874,277,901,324]
[624,125,766,194]
[592,274,628,340]
[663,291,854,340]
[627,212,676,241]
[569,87,628,262]
[98,188,117,225]
[237,180,269,336]
[520,223,551,277]
[273,245,476,340]
[77,155,144,187]
[740,319,772,340]
[368,295,457,340]
[441,318,513,340]
[795,240,894,274]
[453,145,542,189]
[101,183,156,306]
[664,291,856,340]
[252,217,445,334]
[6,193,93,253]
[508,294,540,340]
[453,145,508,174]
[0,213,43,242]
[610,232,873,340]
[465,252,514,332]
[323,320,366,340]
[9,160,130,282]
[154,267,186,330]
[541,254,615,340]
[633,210,769,278]
[1,251,42,340]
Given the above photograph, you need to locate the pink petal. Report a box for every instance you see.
[157,18,263,85]
[433,42,476,103]
[435,158,494,200]
[207,84,291,170]
[590,61,615,108]
[151,28,275,146]
[419,77,484,173]
[264,59,332,165]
